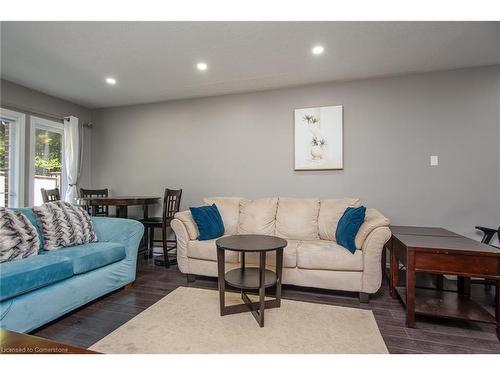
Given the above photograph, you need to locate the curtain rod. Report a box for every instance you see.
[1,102,93,128]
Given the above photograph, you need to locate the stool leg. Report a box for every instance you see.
[143,227,150,260]
[148,227,154,258]
[162,226,171,269]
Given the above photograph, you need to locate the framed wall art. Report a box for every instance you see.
[294,105,343,170]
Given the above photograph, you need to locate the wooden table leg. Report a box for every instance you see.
[259,251,266,327]
[381,243,387,279]
[458,276,471,297]
[390,240,398,299]
[116,205,128,218]
[496,280,499,340]
[275,248,283,306]
[436,275,444,290]
[406,249,416,328]
[143,204,149,219]
[217,247,226,316]
[240,252,245,299]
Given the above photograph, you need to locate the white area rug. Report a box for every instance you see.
[90,287,388,354]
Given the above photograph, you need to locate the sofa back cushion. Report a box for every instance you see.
[203,197,242,235]
[318,198,361,241]
[275,197,320,240]
[238,198,278,235]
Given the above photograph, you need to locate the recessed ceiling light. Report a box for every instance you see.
[105,77,117,85]
[312,45,324,55]
[196,62,208,71]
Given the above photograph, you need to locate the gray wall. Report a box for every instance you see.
[91,66,500,241]
[0,79,93,205]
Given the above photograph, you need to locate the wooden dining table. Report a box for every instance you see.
[75,196,161,219]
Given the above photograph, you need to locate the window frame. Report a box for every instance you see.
[0,108,26,208]
[29,116,66,206]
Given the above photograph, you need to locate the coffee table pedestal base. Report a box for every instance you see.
[216,237,285,328]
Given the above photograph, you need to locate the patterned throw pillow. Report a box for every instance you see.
[0,207,40,263]
[33,201,97,250]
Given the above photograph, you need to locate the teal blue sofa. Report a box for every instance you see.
[0,208,144,333]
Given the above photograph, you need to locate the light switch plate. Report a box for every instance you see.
[430,155,439,166]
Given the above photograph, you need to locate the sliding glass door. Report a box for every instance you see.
[30,116,66,206]
[0,108,25,208]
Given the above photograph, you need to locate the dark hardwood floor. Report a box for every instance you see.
[32,258,500,354]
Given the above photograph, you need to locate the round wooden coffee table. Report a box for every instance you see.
[216,234,287,327]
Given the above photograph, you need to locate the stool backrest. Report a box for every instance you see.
[163,188,182,220]
[79,188,109,216]
[41,188,60,203]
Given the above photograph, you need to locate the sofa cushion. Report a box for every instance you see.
[245,239,299,268]
[297,240,363,271]
[33,201,97,250]
[0,254,73,302]
[336,206,366,253]
[174,210,199,240]
[238,198,278,235]
[48,242,126,275]
[189,204,225,241]
[275,197,320,240]
[13,207,44,251]
[0,208,40,263]
[355,208,390,249]
[318,198,361,241]
[203,197,242,235]
[187,239,239,263]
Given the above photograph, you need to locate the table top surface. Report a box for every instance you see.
[75,196,160,205]
[0,328,97,354]
[390,225,463,237]
[393,233,500,255]
[216,234,287,252]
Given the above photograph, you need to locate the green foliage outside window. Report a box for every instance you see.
[34,129,62,175]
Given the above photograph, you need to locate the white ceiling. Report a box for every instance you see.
[1,22,499,108]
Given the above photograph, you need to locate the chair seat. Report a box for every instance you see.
[140,216,173,226]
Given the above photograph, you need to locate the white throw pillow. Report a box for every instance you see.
[33,201,97,250]
[0,208,40,263]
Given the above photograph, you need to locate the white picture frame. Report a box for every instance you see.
[294,105,343,170]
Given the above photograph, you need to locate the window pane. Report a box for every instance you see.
[34,128,62,206]
[0,120,10,207]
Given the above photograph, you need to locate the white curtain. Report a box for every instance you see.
[63,116,80,203]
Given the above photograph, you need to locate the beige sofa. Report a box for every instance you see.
[170,197,391,301]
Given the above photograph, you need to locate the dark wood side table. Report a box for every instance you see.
[383,226,464,285]
[0,329,98,354]
[389,232,500,339]
[216,234,287,327]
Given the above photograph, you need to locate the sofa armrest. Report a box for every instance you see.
[91,217,144,261]
[361,226,391,294]
[355,208,390,249]
[171,218,190,273]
